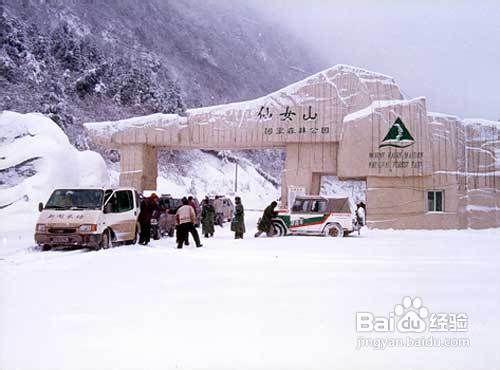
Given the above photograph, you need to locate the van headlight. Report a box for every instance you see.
[36,224,47,233]
[78,224,97,232]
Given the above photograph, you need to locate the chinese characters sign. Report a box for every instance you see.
[258,105,330,136]
[258,105,318,122]
[264,126,330,135]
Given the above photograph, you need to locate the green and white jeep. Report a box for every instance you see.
[272,195,361,237]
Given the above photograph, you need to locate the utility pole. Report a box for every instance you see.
[234,161,238,193]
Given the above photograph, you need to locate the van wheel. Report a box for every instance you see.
[99,230,112,249]
[272,221,286,237]
[41,245,51,251]
[324,223,343,238]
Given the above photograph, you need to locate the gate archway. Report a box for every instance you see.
[85,64,500,229]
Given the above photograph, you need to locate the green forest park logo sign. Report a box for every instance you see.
[379,118,415,148]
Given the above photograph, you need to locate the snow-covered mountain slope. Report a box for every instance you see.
[0,0,321,147]
[1,0,322,187]
[0,111,108,234]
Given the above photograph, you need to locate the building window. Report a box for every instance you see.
[427,191,444,212]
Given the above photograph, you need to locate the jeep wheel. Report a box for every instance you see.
[324,223,343,238]
[272,221,286,237]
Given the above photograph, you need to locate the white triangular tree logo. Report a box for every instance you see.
[379,117,415,148]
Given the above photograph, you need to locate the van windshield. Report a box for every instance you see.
[45,189,104,210]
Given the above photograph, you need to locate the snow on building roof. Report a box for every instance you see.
[426,114,500,129]
[186,64,400,116]
[83,64,403,140]
[463,118,500,128]
[428,111,460,120]
[83,113,187,138]
[342,97,426,123]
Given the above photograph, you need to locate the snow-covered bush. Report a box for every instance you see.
[0,111,109,234]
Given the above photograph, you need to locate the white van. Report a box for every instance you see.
[35,187,140,250]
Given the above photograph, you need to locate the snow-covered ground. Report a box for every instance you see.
[2,111,499,369]
[1,211,499,370]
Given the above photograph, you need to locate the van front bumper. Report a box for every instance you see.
[35,233,102,248]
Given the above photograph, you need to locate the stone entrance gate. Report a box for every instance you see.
[85,64,499,229]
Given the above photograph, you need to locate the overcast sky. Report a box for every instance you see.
[252,0,500,120]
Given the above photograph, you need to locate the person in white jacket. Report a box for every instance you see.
[175,197,202,249]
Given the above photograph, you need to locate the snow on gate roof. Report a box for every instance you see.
[83,64,403,144]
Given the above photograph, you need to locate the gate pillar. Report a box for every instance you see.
[119,144,158,191]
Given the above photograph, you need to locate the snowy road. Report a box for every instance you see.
[1,212,499,370]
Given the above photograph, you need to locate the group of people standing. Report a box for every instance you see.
[200,196,246,240]
[137,193,248,247]
[138,194,366,247]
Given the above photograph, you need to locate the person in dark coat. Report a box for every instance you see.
[231,196,245,239]
[255,201,278,237]
[201,196,216,238]
[138,193,159,245]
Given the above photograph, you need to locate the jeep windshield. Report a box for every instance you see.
[45,189,104,210]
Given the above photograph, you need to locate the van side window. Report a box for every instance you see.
[113,190,133,213]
